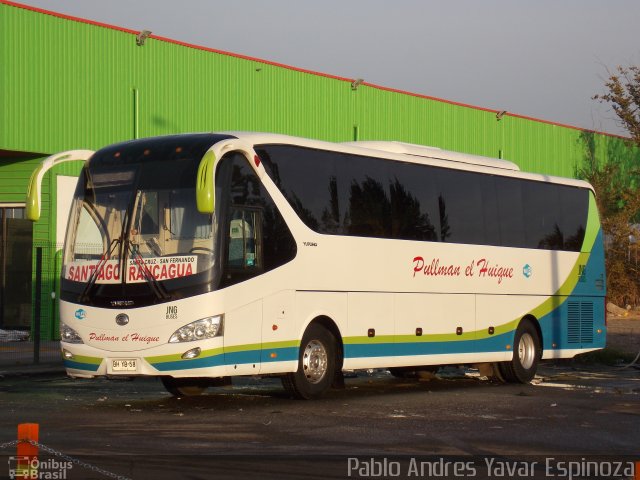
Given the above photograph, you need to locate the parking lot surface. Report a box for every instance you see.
[1,363,638,479]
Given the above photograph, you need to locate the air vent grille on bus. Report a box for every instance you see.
[567,301,594,344]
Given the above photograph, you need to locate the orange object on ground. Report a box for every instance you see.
[17,423,39,479]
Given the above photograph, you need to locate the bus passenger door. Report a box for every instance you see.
[222,207,264,375]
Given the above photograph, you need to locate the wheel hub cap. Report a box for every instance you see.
[302,340,328,384]
[518,333,535,370]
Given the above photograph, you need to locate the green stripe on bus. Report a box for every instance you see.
[262,339,300,350]
[145,340,300,365]
[347,332,476,345]
[581,192,600,253]
[146,347,224,364]
[61,352,102,365]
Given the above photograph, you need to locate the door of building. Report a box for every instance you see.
[0,207,33,330]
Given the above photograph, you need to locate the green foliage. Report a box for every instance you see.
[584,66,640,305]
[594,65,640,146]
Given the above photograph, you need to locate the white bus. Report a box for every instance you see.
[27,133,606,398]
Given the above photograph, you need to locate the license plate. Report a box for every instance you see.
[111,359,138,372]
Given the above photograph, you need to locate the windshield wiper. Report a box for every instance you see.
[127,242,171,301]
[79,238,121,303]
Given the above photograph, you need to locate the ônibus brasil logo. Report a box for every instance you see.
[522,264,532,278]
[74,309,86,320]
[8,456,73,479]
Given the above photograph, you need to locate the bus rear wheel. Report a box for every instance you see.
[282,324,337,400]
[497,320,541,384]
[161,377,209,397]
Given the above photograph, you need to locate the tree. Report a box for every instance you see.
[587,67,640,305]
[577,131,640,305]
[594,65,640,145]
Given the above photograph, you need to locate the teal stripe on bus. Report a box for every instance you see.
[149,346,298,371]
[63,359,100,371]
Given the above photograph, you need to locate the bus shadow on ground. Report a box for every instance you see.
[117,370,504,412]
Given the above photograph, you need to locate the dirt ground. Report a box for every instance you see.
[606,313,640,357]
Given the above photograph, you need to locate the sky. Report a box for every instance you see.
[15,0,640,136]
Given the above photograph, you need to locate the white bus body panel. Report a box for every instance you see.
[58,133,605,379]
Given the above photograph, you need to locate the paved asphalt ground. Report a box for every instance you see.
[0,362,638,479]
[0,317,638,479]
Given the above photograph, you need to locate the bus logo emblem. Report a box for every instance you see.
[75,309,86,320]
[522,264,532,278]
[115,313,130,326]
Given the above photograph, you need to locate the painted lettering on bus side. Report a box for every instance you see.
[412,256,515,284]
[412,256,461,278]
[89,332,160,344]
[475,258,514,284]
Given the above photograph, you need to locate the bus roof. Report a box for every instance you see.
[342,141,521,171]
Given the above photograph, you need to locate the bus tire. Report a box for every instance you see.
[282,324,337,400]
[491,362,507,383]
[498,320,541,383]
[161,376,208,397]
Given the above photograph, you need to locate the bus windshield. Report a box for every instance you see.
[61,134,231,306]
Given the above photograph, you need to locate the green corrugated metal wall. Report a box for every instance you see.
[2,1,637,180]
[1,1,639,340]
[0,157,42,204]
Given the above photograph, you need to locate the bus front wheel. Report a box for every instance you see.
[497,320,541,383]
[282,324,337,399]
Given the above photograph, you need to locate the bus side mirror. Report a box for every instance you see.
[26,150,94,221]
[196,150,216,214]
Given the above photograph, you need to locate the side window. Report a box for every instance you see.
[257,145,342,234]
[560,186,588,251]
[337,155,391,238]
[258,145,441,242]
[218,153,296,287]
[436,169,485,244]
[495,176,526,248]
[523,181,562,250]
[389,162,439,241]
[256,143,589,252]
[480,175,501,247]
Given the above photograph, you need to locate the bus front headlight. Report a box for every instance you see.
[60,323,84,344]
[169,315,223,343]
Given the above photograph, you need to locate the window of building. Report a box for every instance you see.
[0,206,32,330]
